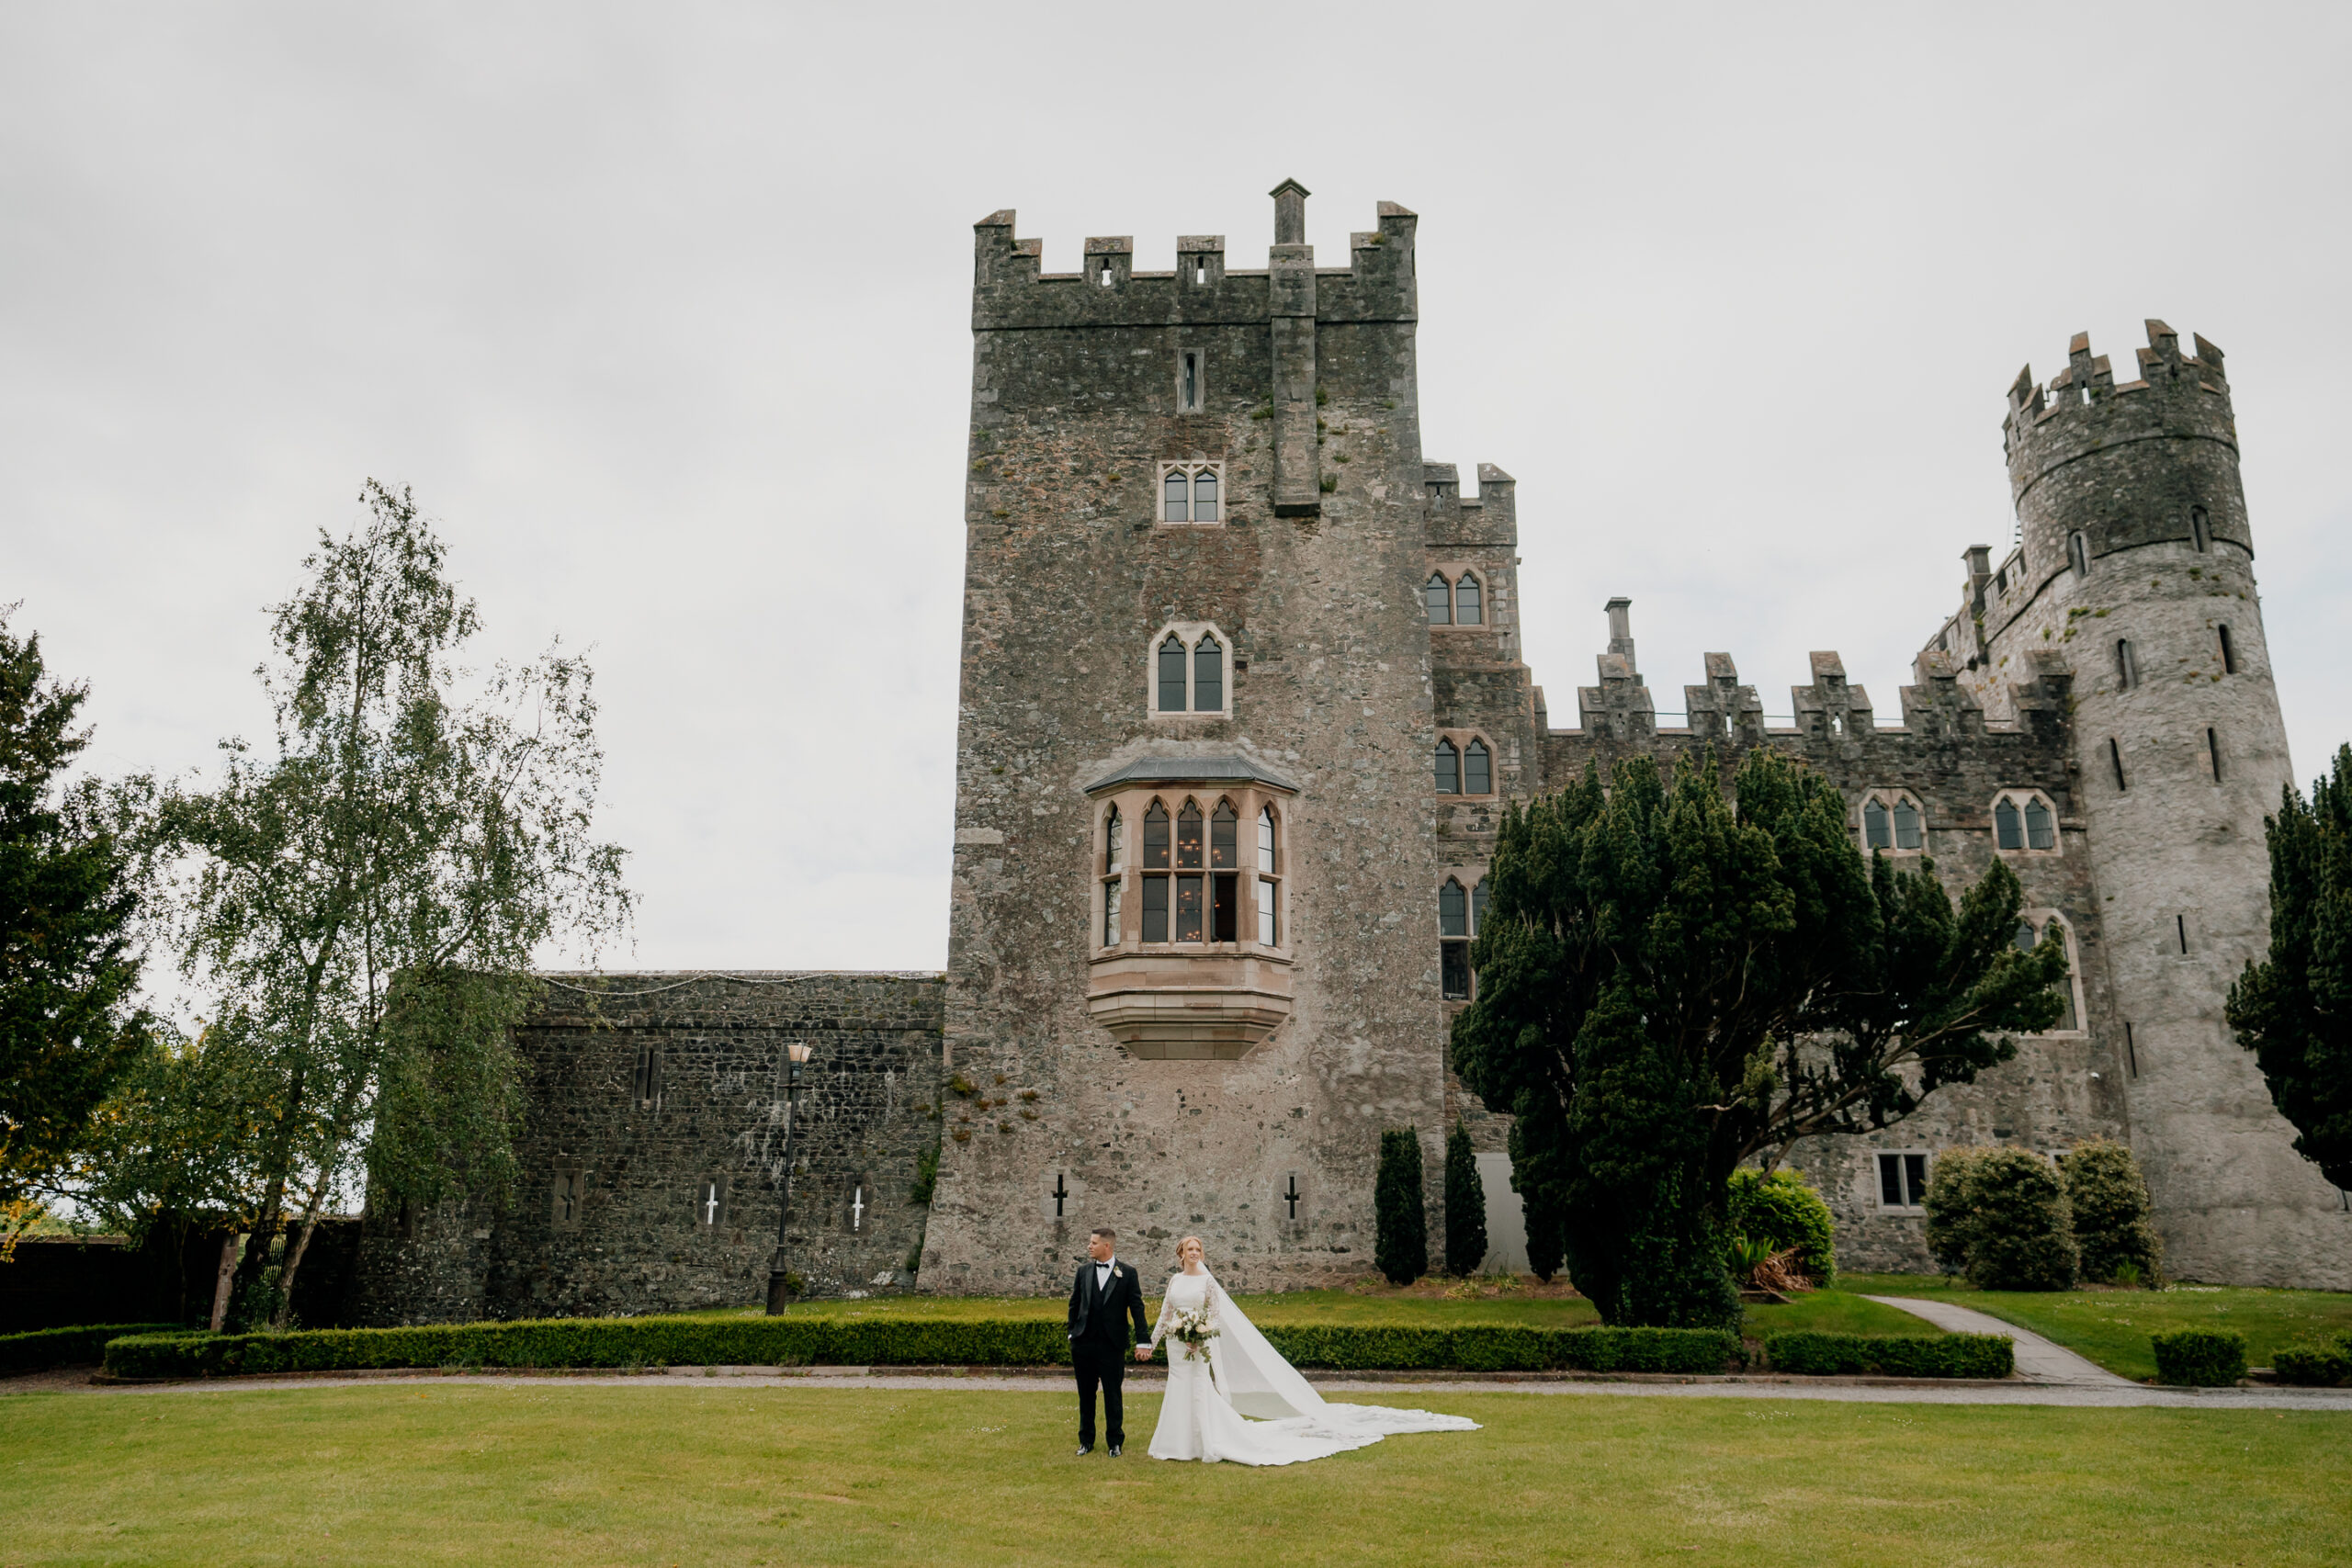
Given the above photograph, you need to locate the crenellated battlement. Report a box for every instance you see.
[1424,461,1517,546]
[2003,321,2236,482]
[970,187,1419,333]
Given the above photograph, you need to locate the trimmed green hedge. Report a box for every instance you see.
[1,1323,188,1374]
[2272,1333,2352,1387]
[1764,1331,2014,1380]
[102,1316,1746,1381]
[2151,1327,2246,1387]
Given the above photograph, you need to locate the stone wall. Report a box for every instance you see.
[348,973,943,1325]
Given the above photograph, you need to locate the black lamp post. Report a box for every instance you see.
[764,1041,813,1315]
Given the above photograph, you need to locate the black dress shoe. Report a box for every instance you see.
[1107,1444,1123,1457]
[1076,1443,1093,1457]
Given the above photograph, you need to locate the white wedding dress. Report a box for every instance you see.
[1144,1268,1478,1466]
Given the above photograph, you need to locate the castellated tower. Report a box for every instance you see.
[1988,322,2346,1286]
[922,184,1458,1293]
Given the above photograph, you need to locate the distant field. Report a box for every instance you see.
[3,1382,2343,1566]
[1842,1273,2352,1381]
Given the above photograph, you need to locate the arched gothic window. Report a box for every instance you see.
[1860,790,1926,853]
[1425,574,1453,626]
[1434,739,1460,795]
[1159,462,1222,524]
[1440,878,1471,999]
[1141,802,1171,942]
[1209,800,1238,942]
[1149,625,1229,716]
[1454,574,1483,625]
[1464,739,1491,795]
[1158,635,1188,712]
[1992,791,2060,854]
[1173,801,1204,942]
[2013,915,2080,1032]
[1193,635,1225,712]
[1102,807,1124,944]
[1256,807,1280,946]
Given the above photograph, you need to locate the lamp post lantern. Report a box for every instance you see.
[765,1041,813,1314]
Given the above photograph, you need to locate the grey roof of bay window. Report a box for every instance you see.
[1082,754,1300,795]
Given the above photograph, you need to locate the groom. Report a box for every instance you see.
[1067,1226,1151,1457]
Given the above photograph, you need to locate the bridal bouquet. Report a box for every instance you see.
[1167,1307,1219,1362]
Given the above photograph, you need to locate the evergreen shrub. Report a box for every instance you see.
[2061,1138,2164,1285]
[1374,1127,1428,1286]
[1763,1331,2013,1379]
[1724,1168,1836,1284]
[2271,1333,2352,1387]
[100,1316,1745,1380]
[2151,1327,2247,1386]
[1443,1121,1487,1278]
[0,1323,187,1373]
[1924,1145,2077,1291]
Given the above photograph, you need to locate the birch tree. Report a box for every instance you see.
[154,482,631,1325]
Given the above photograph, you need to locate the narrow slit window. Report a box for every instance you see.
[2115,638,2138,691]
[1254,806,1279,947]
[1434,739,1460,795]
[2109,738,2128,792]
[2191,506,2211,553]
[1863,798,1891,850]
[1180,351,1201,413]
[2218,624,2236,674]
[1455,575,1483,625]
[1464,739,1491,795]
[1158,635,1187,710]
[1995,796,2023,851]
[2207,727,2223,781]
[1163,469,1189,523]
[2024,796,2054,851]
[2068,530,2090,578]
[2177,913,2189,954]
[1193,258,1208,286]
[1193,635,1224,712]
[1425,574,1453,625]
[1893,799,1923,851]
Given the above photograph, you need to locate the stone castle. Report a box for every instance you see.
[349,181,2347,1323]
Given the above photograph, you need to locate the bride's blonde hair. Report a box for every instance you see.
[1175,1235,1205,1268]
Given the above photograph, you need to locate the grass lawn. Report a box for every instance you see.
[2,1382,2343,1566]
[1843,1273,2352,1382]
[752,1279,1941,1340]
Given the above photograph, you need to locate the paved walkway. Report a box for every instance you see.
[1865,1295,2137,1387]
[16,1361,2352,1411]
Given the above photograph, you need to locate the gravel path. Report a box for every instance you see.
[1865,1295,2138,1386]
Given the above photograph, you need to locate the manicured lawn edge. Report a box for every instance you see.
[1,1323,191,1374]
[1764,1330,2014,1379]
[102,1318,1747,1380]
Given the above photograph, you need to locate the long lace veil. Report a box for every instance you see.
[1200,1267,1329,1420]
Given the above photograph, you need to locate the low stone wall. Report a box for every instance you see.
[347,972,944,1325]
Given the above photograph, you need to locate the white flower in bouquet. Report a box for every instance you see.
[1169,1307,1219,1361]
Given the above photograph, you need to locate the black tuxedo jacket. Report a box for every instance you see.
[1068,1258,1150,1348]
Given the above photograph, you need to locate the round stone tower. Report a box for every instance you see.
[1998,321,2347,1285]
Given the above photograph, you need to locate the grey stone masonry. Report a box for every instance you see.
[348,973,943,1325]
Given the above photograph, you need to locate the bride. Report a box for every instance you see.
[1144,1235,1478,1465]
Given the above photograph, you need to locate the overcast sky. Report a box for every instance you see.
[6,4,2347,977]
